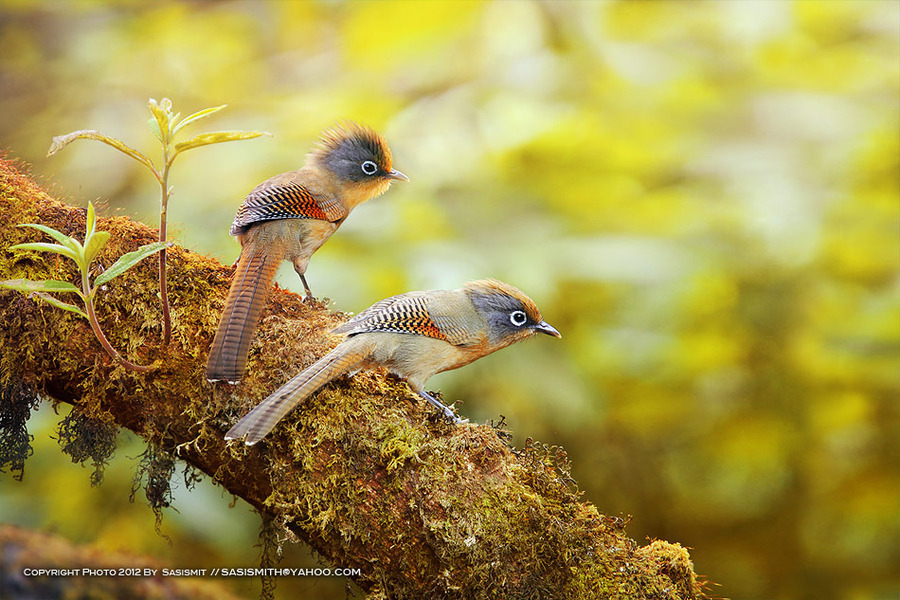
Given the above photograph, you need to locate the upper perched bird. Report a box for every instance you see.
[224,279,562,445]
[206,122,408,383]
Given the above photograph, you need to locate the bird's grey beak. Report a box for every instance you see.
[387,169,409,182]
[533,321,561,338]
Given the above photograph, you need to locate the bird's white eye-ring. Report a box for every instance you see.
[361,160,378,175]
[510,310,528,327]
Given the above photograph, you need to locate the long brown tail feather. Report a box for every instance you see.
[224,345,368,444]
[206,246,281,382]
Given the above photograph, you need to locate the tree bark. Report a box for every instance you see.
[0,156,707,599]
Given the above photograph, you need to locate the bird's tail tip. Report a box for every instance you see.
[223,432,263,446]
[205,361,243,384]
[207,376,241,385]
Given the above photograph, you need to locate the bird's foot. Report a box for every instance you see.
[419,390,467,424]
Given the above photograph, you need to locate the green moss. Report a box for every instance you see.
[376,415,427,472]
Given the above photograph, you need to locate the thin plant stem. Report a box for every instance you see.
[80,269,153,372]
[158,157,172,346]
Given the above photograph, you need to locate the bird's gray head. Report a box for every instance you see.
[310,122,408,185]
[465,279,561,348]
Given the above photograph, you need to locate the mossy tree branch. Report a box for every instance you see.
[0,156,707,599]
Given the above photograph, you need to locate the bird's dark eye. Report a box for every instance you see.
[509,310,527,327]
[361,160,378,176]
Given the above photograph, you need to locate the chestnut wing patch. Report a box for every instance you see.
[334,294,449,342]
[334,292,483,346]
[230,182,346,235]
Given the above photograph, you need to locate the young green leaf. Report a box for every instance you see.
[29,291,88,318]
[84,230,111,264]
[47,130,157,174]
[0,278,83,295]
[172,130,270,158]
[18,224,85,256]
[10,242,80,262]
[148,99,171,144]
[148,116,163,142]
[172,104,227,135]
[94,241,170,286]
[86,201,97,239]
[17,223,73,246]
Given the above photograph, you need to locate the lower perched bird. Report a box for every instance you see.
[225,279,561,445]
[206,122,407,383]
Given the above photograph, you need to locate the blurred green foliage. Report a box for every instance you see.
[0,1,897,599]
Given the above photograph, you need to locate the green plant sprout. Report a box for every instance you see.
[46,98,269,345]
[1,202,169,372]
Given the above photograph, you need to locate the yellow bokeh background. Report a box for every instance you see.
[1,1,897,599]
